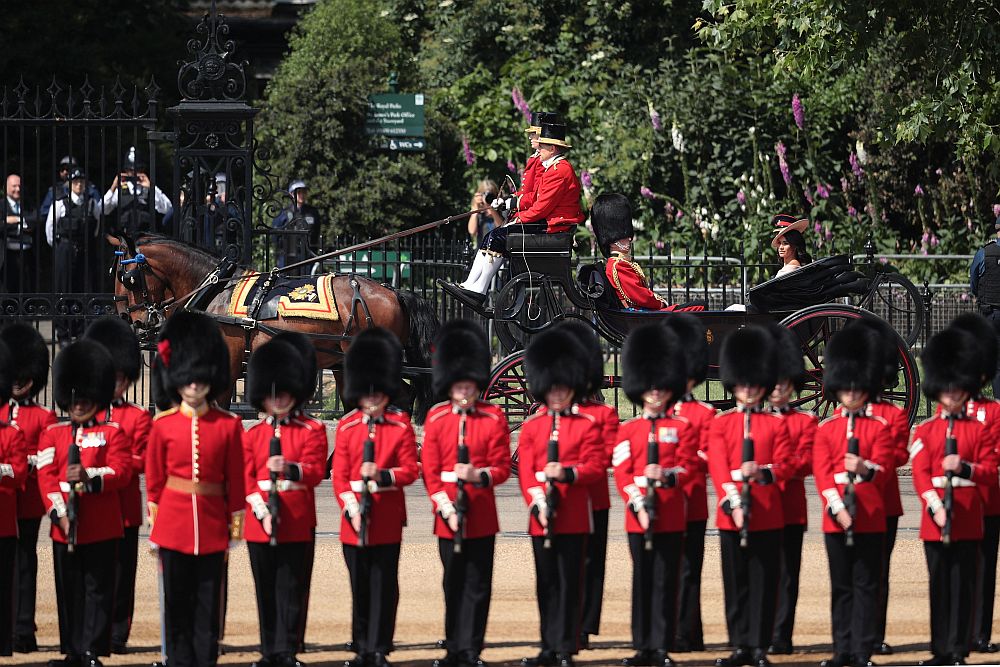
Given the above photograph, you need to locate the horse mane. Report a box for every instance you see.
[134,234,243,274]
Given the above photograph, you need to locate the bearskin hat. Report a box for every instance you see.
[0,339,13,404]
[844,317,899,392]
[555,319,604,397]
[53,339,116,412]
[822,324,885,400]
[948,312,998,388]
[921,327,982,399]
[84,316,142,382]
[247,337,314,411]
[0,323,49,397]
[154,311,231,402]
[591,193,634,259]
[768,323,807,391]
[272,331,317,400]
[525,328,588,400]
[720,325,778,392]
[663,314,709,386]
[431,320,491,399]
[343,327,403,406]
[622,324,686,406]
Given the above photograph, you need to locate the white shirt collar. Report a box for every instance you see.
[541,154,565,169]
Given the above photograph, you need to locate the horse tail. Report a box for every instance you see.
[395,289,440,424]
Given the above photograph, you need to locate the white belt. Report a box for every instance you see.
[535,472,547,483]
[349,480,394,493]
[441,471,458,483]
[257,479,306,492]
[833,472,869,485]
[932,476,976,488]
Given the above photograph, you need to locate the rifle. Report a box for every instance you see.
[358,418,376,547]
[268,420,282,547]
[643,415,659,552]
[543,413,561,550]
[739,409,753,549]
[66,424,81,553]
[942,414,957,546]
[453,409,469,554]
[844,412,858,548]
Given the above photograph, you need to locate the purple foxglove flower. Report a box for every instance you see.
[815,183,830,199]
[840,176,849,193]
[640,186,655,200]
[654,240,665,250]
[814,222,822,235]
[462,137,475,166]
[914,184,924,197]
[921,231,929,244]
[776,142,791,187]
[737,190,747,205]
[580,170,592,189]
[676,210,683,220]
[792,94,805,130]
[511,87,531,122]
[803,187,814,205]
[849,152,864,179]
[825,225,833,241]
[930,234,939,247]
[507,160,518,175]
[648,101,663,132]
[847,205,858,217]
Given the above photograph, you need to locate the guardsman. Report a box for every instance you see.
[913,327,999,666]
[554,320,617,651]
[146,311,245,667]
[0,323,56,654]
[422,321,511,667]
[333,328,419,667]
[37,339,131,667]
[0,338,27,657]
[614,324,694,667]
[244,332,328,667]
[514,112,559,211]
[708,326,793,667]
[813,325,893,667]
[83,316,152,655]
[518,328,605,667]
[451,121,584,301]
[591,194,705,312]
[969,213,1000,397]
[765,324,818,655]
[663,314,714,653]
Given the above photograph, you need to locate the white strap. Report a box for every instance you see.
[932,476,975,488]
[257,479,306,492]
[440,471,458,483]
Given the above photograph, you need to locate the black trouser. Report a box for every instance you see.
[674,519,706,649]
[298,537,315,653]
[581,508,608,637]
[0,536,15,656]
[719,529,781,651]
[984,309,1000,397]
[772,524,805,646]
[873,514,899,646]
[249,540,314,660]
[3,249,30,294]
[438,535,495,659]
[343,542,401,657]
[628,532,683,653]
[925,540,979,659]
[478,223,546,256]
[14,517,40,639]
[973,515,1000,646]
[53,539,118,658]
[532,534,587,656]
[54,238,88,341]
[159,548,225,667]
[825,532,883,660]
[111,526,139,646]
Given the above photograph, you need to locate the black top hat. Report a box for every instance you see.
[0,323,49,398]
[53,339,116,412]
[537,122,571,149]
[622,323,686,406]
[822,324,884,400]
[432,320,491,399]
[922,327,982,399]
[591,193,634,259]
[663,314,709,386]
[525,111,562,134]
[525,327,588,400]
[554,319,604,398]
[343,327,403,407]
[153,311,230,404]
[720,325,778,392]
[84,316,142,383]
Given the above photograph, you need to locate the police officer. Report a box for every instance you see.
[103,146,172,236]
[969,213,1000,396]
[0,337,27,658]
[272,180,323,268]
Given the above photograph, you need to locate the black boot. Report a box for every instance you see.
[621,650,655,667]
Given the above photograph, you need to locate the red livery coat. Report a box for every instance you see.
[612,414,697,533]
[518,406,605,536]
[910,414,999,542]
[109,400,153,528]
[868,401,908,518]
[776,408,818,527]
[812,408,893,534]
[243,413,328,544]
[707,408,794,532]
[0,422,27,537]
[515,155,584,233]
[934,398,1000,516]
[606,253,671,311]
[672,397,714,522]
[0,401,57,519]
[333,408,419,547]
[576,400,617,512]
[421,401,511,540]
[37,420,131,544]
[515,152,543,211]
[146,405,245,555]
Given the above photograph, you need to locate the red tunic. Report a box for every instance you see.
[911,413,998,541]
[109,400,153,528]
[576,400,617,512]
[606,254,670,310]
[518,406,605,536]
[146,404,246,555]
[0,422,27,537]
[612,414,697,533]
[421,401,511,540]
[934,397,1000,516]
[672,397,714,523]
[515,155,584,233]
[867,401,908,518]
[333,408,420,547]
[243,413,328,544]
[0,401,57,519]
[707,408,793,532]
[812,408,893,534]
[515,153,543,211]
[776,408,818,527]
[37,420,131,544]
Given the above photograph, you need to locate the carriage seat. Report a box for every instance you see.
[576,262,624,310]
[748,254,869,313]
[507,231,575,276]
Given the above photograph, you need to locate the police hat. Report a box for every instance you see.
[949,312,998,388]
[591,193,634,259]
[68,168,86,182]
[432,320,491,399]
[822,324,885,400]
[622,323,686,406]
[0,339,13,404]
[525,327,588,400]
[343,327,403,407]
[720,325,777,392]
[555,319,605,397]
[247,337,312,411]
[768,322,807,391]
[921,327,982,399]
[59,155,77,168]
[53,339,116,412]
[0,323,50,397]
[663,314,709,386]
[154,310,231,401]
[288,180,307,194]
[84,316,142,382]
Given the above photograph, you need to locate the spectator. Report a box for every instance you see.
[2,174,37,293]
[467,179,503,246]
[39,156,100,220]
[969,213,1000,396]
[272,179,323,268]
[103,146,172,237]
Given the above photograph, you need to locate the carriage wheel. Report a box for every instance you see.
[780,304,920,425]
[482,350,541,475]
[851,272,925,348]
[493,272,559,354]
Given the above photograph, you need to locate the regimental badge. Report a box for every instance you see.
[705,328,714,345]
[287,284,319,302]
[658,426,678,444]
[80,432,107,449]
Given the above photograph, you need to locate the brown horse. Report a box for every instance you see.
[108,233,439,420]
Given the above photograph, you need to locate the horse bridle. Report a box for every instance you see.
[112,238,173,341]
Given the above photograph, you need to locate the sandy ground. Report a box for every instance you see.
[9,477,1000,667]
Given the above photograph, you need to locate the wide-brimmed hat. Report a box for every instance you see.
[525,111,561,135]
[537,122,571,149]
[770,213,809,249]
